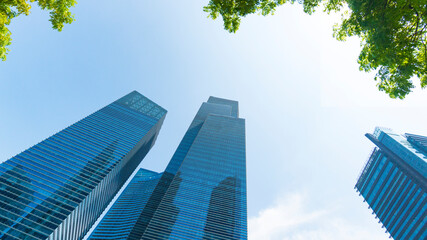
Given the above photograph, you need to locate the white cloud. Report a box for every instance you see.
[249,193,389,240]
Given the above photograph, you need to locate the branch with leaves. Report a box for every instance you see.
[0,0,77,61]
[204,0,427,99]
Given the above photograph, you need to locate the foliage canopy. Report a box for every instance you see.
[204,0,427,99]
[0,0,76,61]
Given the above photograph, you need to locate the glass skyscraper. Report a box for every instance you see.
[89,96,247,240]
[88,168,162,240]
[0,91,166,240]
[356,127,427,239]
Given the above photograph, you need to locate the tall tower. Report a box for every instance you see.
[88,168,162,240]
[0,91,166,240]
[134,96,246,239]
[89,96,247,239]
[356,127,427,239]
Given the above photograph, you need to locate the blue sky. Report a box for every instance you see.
[1,1,426,239]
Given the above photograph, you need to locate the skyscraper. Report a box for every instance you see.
[88,168,162,240]
[0,91,166,240]
[355,127,427,239]
[89,96,247,240]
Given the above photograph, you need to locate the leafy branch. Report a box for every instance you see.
[0,0,77,61]
[204,0,427,99]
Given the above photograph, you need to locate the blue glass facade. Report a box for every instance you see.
[0,91,166,240]
[116,97,247,240]
[356,128,427,240]
[88,168,162,240]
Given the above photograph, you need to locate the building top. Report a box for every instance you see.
[116,91,167,120]
[367,127,427,178]
[195,102,232,122]
[207,96,239,118]
[134,168,162,180]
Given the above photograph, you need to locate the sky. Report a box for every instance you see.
[1,1,426,239]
